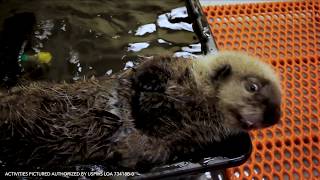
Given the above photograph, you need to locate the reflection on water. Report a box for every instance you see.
[0,0,201,83]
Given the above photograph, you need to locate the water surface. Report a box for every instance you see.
[0,0,201,83]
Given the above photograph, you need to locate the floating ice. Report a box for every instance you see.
[157,13,193,32]
[69,50,80,64]
[157,39,172,45]
[112,35,120,39]
[124,61,134,70]
[128,42,150,52]
[135,24,156,36]
[173,51,198,58]
[170,7,188,20]
[181,43,201,53]
[35,20,54,40]
[105,69,113,75]
[61,24,66,31]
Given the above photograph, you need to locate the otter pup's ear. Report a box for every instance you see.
[211,64,232,81]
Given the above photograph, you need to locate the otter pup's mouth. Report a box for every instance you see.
[229,109,261,130]
[239,114,261,130]
[239,110,280,130]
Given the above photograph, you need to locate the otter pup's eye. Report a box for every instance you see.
[247,83,259,92]
[244,77,261,93]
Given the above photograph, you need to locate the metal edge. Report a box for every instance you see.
[185,0,218,55]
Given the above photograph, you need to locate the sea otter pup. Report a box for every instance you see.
[0,51,281,172]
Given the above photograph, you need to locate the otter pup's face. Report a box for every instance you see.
[204,52,282,131]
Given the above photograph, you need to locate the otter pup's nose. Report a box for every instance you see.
[262,103,281,127]
[260,84,281,127]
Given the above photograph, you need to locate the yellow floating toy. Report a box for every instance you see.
[20,51,52,64]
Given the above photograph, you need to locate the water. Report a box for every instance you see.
[0,0,201,83]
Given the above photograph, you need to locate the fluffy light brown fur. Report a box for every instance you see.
[191,51,281,130]
[192,51,280,95]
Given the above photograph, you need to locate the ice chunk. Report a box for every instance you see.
[69,50,80,64]
[105,69,113,75]
[135,24,156,36]
[173,52,198,58]
[170,7,188,20]
[157,39,172,45]
[35,20,54,40]
[181,43,201,53]
[124,61,134,70]
[157,13,193,32]
[128,42,150,52]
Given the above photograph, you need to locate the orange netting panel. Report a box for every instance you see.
[203,1,319,180]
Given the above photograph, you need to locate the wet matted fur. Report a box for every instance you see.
[0,51,281,172]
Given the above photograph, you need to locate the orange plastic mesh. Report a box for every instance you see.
[203,1,320,180]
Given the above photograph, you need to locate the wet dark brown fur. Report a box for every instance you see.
[0,51,281,172]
